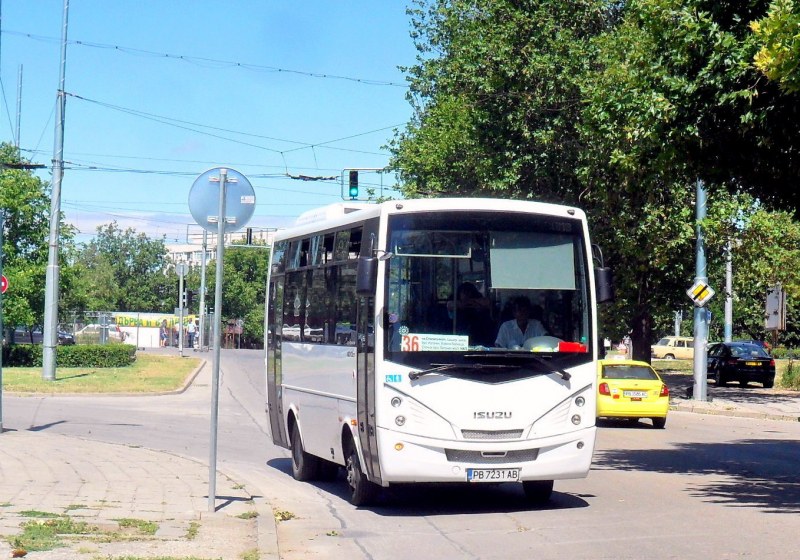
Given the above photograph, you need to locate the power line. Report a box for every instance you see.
[66,92,398,157]
[3,29,409,88]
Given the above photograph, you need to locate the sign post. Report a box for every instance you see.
[188,167,255,512]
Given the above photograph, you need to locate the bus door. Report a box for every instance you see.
[266,278,289,448]
[356,294,382,484]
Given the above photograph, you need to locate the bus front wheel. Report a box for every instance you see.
[523,480,554,505]
[291,425,319,481]
[345,448,379,507]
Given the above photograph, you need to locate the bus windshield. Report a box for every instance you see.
[384,211,591,363]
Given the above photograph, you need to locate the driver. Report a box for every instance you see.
[495,296,547,349]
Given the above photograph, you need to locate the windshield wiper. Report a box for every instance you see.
[465,353,572,381]
[408,363,518,381]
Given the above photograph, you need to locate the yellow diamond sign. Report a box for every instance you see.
[687,280,715,307]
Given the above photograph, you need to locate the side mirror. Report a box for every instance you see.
[356,256,377,296]
[595,266,614,303]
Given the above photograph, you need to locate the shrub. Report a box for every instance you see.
[2,344,136,368]
[780,359,800,390]
[771,346,800,359]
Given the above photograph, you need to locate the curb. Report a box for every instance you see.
[670,402,800,423]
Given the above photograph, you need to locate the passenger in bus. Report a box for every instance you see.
[448,282,494,346]
[495,296,547,349]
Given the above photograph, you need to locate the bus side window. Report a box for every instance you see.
[271,240,288,274]
[336,263,357,345]
[283,271,306,341]
[306,268,327,344]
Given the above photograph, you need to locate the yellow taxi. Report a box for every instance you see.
[597,359,670,429]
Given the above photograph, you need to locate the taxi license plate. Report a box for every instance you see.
[466,468,520,482]
[745,361,760,366]
[623,390,648,398]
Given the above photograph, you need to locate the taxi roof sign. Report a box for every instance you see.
[687,280,715,307]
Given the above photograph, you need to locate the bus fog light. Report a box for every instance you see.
[571,414,581,425]
[575,396,585,407]
[395,443,404,451]
[577,441,584,449]
[395,415,406,426]
[391,397,402,407]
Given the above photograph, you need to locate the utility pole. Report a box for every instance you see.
[42,0,70,382]
[0,210,5,433]
[724,240,733,342]
[692,180,709,402]
[199,230,208,351]
[15,65,22,148]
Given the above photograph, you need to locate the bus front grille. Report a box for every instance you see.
[461,429,523,440]
[445,448,540,464]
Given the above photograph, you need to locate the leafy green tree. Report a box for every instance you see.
[703,192,800,345]
[0,143,75,334]
[390,0,607,202]
[391,0,800,359]
[205,241,270,347]
[752,0,800,93]
[70,222,173,313]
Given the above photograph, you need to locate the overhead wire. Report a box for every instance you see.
[2,28,409,88]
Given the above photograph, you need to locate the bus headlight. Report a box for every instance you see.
[395,415,406,426]
[575,396,585,407]
[571,414,581,425]
[391,396,402,408]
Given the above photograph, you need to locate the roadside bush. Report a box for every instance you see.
[780,359,800,390]
[771,346,800,359]
[2,344,136,368]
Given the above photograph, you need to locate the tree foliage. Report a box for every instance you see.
[68,222,173,313]
[390,0,800,356]
[752,0,800,93]
[0,143,75,330]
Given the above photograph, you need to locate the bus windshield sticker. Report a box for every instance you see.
[401,333,469,352]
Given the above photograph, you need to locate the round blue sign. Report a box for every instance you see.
[188,167,256,233]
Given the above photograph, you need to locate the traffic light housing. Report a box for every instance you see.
[348,170,359,199]
[186,290,194,309]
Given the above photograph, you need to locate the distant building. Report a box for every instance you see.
[166,227,277,267]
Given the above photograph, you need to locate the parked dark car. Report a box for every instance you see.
[707,342,775,388]
[12,326,76,345]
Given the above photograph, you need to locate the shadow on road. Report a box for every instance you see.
[594,438,800,514]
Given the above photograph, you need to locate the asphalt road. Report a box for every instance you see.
[6,349,800,559]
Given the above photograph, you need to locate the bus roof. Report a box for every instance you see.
[274,198,586,242]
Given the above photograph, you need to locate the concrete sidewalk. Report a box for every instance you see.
[0,429,279,559]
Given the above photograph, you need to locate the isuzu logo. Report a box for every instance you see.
[473,411,512,419]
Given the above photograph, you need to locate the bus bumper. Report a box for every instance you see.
[375,426,597,483]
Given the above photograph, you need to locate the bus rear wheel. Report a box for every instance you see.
[523,480,554,505]
[291,425,320,481]
[345,448,379,507]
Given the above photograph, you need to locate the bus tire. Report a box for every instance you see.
[523,480,554,505]
[290,425,319,481]
[345,447,378,507]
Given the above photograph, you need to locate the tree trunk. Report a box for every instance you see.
[630,310,653,363]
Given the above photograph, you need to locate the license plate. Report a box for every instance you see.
[466,468,520,482]
[745,361,760,366]
[623,390,648,398]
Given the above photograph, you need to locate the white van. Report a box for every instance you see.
[651,336,694,360]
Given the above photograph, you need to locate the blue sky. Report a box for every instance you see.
[0,1,417,243]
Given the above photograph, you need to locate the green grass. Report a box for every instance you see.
[2,353,200,394]
[10,516,97,551]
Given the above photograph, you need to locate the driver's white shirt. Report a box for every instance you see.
[495,319,546,348]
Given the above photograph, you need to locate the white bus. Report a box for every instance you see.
[265,198,613,506]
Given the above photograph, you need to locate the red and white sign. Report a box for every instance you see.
[1,275,7,294]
